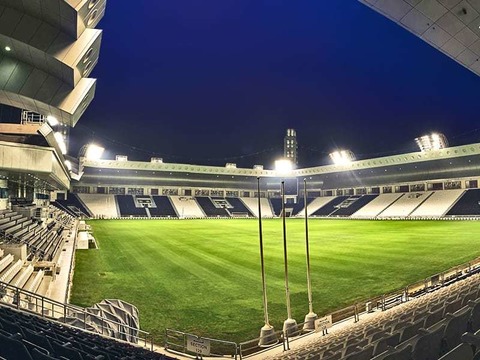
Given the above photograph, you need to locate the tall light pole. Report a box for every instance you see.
[257,177,277,347]
[281,181,297,337]
[302,179,317,331]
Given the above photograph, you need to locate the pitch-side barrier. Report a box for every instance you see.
[164,256,480,359]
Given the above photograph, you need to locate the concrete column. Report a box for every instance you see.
[0,179,8,210]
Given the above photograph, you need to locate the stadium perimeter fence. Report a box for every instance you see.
[91,215,480,220]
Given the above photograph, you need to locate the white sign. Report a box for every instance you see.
[315,315,333,332]
[186,335,211,356]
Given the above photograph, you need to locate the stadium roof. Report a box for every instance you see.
[359,0,480,77]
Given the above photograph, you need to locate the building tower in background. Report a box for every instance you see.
[284,128,298,166]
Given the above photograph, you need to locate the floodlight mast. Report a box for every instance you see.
[282,181,292,318]
[282,181,297,337]
[257,177,277,347]
[303,179,317,331]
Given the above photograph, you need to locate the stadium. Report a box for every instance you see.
[1,1,480,360]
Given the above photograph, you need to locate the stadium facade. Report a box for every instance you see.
[73,142,480,199]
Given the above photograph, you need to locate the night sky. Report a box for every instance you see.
[72,1,479,167]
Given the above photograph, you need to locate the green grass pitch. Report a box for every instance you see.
[70,219,480,343]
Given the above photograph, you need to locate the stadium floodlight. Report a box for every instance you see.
[46,115,59,126]
[415,133,448,152]
[275,159,293,174]
[85,144,104,160]
[329,150,355,165]
[5,46,11,52]
[54,132,67,155]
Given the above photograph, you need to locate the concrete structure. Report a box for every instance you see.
[0,0,107,210]
[358,0,480,77]
[284,128,298,166]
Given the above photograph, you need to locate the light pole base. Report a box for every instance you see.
[283,318,298,338]
[258,324,278,347]
[302,312,318,332]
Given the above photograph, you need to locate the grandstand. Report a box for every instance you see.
[262,270,480,360]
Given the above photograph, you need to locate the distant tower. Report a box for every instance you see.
[284,129,298,166]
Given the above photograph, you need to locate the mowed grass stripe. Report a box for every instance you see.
[70,219,480,342]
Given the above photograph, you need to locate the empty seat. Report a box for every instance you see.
[0,332,33,360]
[0,317,25,336]
[470,300,480,332]
[370,330,388,343]
[49,339,84,360]
[443,306,472,351]
[411,323,445,360]
[424,308,444,329]
[23,328,54,354]
[372,344,412,360]
[463,291,479,307]
[345,345,373,360]
[399,320,424,343]
[443,298,463,316]
[322,352,342,360]
[438,343,473,360]
[30,347,61,360]
[373,332,401,356]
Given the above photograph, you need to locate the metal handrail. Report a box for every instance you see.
[165,328,239,359]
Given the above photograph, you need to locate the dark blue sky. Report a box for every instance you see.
[74,1,480,167]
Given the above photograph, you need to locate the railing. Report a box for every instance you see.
[0,280,155,351]
[165,328,239,359]
[21,110,46,124]
[165,256,480,359]
[2,252,479,358]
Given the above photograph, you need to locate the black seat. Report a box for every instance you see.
[23,328,55,354]
[0,317,25,337]
[30,347,62,360]
[0,332,34,360]
[49,338,84,360]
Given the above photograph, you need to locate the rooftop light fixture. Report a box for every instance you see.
[275,159,293,174]
[85,144,104,160]
[329,150,355,165]
[415,133,448,152]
